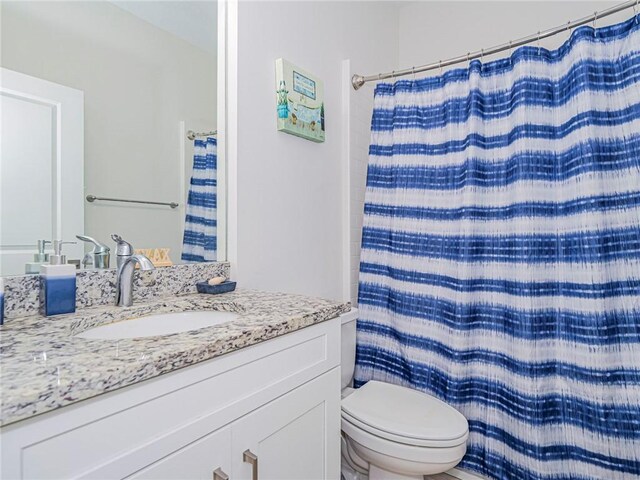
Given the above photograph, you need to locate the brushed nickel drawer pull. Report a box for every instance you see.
[213,467,229,480]
[243,449,258,480]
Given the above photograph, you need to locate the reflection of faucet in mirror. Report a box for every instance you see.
[111,234,154,307]
[76,235,110,269]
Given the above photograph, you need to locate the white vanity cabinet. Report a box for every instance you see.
[129,426,232,480]
[0,316,342,480]
[231,369,339,480]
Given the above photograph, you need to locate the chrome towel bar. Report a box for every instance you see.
[187,129,217,140]
[86,195,179,209]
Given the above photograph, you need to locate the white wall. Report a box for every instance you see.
[1,2,216,262]
[348,71,378,306]
[398,1,621,68]
[233,1,399,301]
[110,1,218,56]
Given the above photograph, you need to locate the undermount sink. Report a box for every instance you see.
[75,311,239,340]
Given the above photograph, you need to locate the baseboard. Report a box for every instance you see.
[446,467,487,480]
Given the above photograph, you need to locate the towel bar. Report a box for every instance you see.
[86,195,179,209]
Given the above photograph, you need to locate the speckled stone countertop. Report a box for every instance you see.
[0,290,350,427]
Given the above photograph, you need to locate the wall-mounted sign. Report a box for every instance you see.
[293,71,316,100]
[275,58,325,143]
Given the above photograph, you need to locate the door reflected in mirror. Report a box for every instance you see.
[0,1,222,277]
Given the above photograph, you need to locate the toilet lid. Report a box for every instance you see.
[341,381,468,442]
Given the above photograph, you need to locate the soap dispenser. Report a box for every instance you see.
[0,277,4,326]
[25,240,51,274]
[40,240,77,316]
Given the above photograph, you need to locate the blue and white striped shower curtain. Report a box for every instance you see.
[355,15,640,480]
[181,137,217,262]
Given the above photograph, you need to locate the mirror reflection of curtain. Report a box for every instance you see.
[181,137,217,262]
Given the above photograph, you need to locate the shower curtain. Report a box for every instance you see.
[355,15,640,480]
[181,137,217,262]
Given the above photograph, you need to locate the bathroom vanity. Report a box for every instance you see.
[0,291,350,479]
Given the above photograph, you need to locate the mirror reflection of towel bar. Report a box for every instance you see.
[187,129,217,140]
[86,195,179,209]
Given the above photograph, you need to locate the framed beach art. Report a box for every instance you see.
[275,58,325,143]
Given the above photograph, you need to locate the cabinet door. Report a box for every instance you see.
[232,368,340,480]
[127,426,231,480]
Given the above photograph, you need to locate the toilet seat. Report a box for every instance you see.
[341,381,468,448]
[342,417,467,467]
[342,410,467,448]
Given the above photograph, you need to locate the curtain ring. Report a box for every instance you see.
[439,60,443,75]
[412,66,416,81]
[467,52,471,67]
[481,48,484,62]
[566,21,571,32]
[537,31,541,55]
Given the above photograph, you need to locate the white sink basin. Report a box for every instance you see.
[75,311,239,340]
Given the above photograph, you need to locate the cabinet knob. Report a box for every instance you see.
[242,449,258,480]
[213,467,229,480]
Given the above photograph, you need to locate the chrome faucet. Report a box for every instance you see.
[76,235,111,269]
[111,234,154,307]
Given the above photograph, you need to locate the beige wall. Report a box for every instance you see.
[1,1,216,262]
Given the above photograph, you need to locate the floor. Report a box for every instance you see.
[427,474,457,480]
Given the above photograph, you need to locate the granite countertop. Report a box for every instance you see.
[0,290,350,427]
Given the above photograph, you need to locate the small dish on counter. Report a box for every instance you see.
[196,280,237,295]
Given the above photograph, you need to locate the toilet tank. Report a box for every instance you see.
[340,309,358,389]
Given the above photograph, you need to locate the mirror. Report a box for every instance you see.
[0,1,221,276]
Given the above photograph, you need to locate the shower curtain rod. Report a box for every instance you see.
[351,0,638,90]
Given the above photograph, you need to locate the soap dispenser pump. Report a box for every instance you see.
[25,240,51,274]
[40,240,77,316]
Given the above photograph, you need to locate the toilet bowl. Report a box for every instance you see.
[340,311,468,480]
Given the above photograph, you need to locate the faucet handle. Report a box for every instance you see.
[111,234,134,256]
[76,235,110,254]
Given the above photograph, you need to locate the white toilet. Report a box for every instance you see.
[340,311,469,480]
